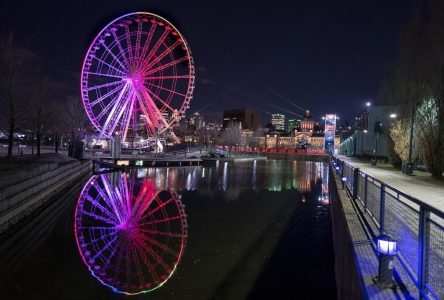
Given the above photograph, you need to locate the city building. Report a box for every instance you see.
[256,134,340,150]
[288,119,301,132]
[223,108,261,130]
[271,114,285,131]
[339,105,395,158]
[300,109,315,132]
[189,112,204,130]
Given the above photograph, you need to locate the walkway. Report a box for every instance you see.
[336,155,444,213]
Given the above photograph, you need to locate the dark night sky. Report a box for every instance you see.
[1,0,413,125]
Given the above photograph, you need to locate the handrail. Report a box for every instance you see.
[332,156,444,299]
[337,157,444,219]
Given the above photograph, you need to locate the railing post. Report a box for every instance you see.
[352,168,359,200]
[418,206,430,299]
[364,174,368,213]
[379,183,385,234]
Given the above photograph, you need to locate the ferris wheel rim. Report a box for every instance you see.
[80,11,195,139]
[74,174,187,295]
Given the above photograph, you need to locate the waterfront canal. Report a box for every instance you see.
[0,160,336,299]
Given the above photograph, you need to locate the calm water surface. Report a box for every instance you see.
[0,160,336,300]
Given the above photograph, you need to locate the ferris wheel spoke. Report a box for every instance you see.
[84,194,119,223]
[101,42,129,73]
[84,71,125,79]
[90,83,125,107]
[100,236,121,272]
[91,235,119,262]
[145,56,189,77]
[122,175,132,216]
[124,23,134,66]
[134,90,162,134]
[140,88,170,128]
[85,79,124,92]
[143,39,182,71]
[139,215,181,226]
[145,82,186,98]
[101,174,126,223]
[130,181,156,222]
[98,81,130,139]
[143,29,169,68]
[134,20,143,61]
[140,196,175,219]
[85,230,118,246]
[82,210,118,226]
[143,86,176,113]
[135,237,170,273]
[145,75,193,80]
[111,30,131,69]
[139,228,184,238]
[139,234,179,257]
[129,239,146,288]
[92,55,127,77]
[133,239,160,283]
[113,186,128,220]
[77,226,117,230]
[120,94,135,142]
[107,89,133,136]
[139,23,157,65]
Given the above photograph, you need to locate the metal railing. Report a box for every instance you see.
[332,156,444,299]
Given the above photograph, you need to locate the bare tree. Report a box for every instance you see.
[63,95,89,143]
[0,32,36,157]
[29,76,51,156]
[380,0,444,177]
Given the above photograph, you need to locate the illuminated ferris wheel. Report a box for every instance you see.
[81,12,195,141]
[74,173,187,295]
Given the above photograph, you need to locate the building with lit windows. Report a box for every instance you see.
[288,119,301,132]
[271,114,285,131]
[223,108,261,130]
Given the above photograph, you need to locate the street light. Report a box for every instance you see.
[360,129,367,157]
[366,102,371,107]
[389,113,397,119]
[371,121,382,165]
[374,234,397,289]
[403,104,418,175]
[341,176,347,189]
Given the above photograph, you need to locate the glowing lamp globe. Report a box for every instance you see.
[377,234,397,255]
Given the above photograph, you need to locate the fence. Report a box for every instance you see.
[332,156,444,300]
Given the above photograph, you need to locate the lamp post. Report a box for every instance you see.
[360,129,367,157]
[402,105,415,175]
[374,234,397,289]
[371,121,382,165]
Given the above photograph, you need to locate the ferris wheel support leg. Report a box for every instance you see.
[156,138,164,153]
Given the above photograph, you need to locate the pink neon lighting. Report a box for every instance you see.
[81,12,195,141]
[74,173,187,295]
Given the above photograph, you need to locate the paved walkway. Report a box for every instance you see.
[336,155,444,213]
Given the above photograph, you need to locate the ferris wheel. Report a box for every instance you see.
[74,172,187,295]
[81,12,195,141]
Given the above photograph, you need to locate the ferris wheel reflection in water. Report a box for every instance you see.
[74,171,187,295]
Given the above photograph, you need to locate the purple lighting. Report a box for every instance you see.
[81,12,195,141]
[74,172,187,295]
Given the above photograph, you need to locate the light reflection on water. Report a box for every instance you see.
[1,159,334,299]
[77,160,331,294]
[75,172,187,295]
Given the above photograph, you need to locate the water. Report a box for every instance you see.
[0,160,336,300]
